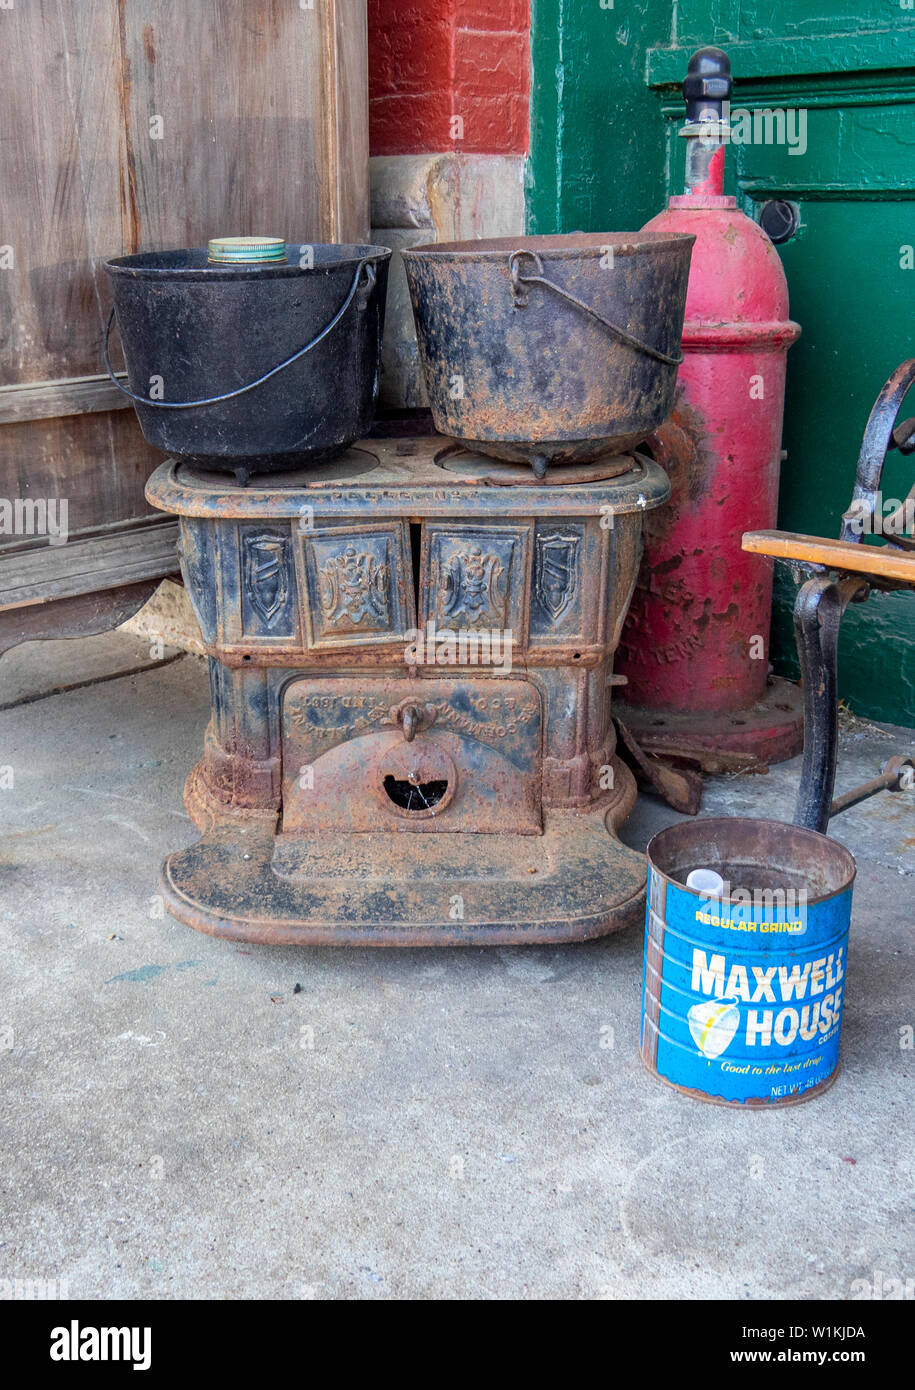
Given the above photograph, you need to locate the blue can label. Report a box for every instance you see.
[642,871,853,1104]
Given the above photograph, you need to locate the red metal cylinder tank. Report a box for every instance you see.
[615,49,804,772]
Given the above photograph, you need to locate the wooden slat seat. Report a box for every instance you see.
[742,529,915,585]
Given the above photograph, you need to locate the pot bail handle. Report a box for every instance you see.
[103,257,376,409]
[507,249,683,367]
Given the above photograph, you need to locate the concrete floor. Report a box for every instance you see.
[1,632,913,1300]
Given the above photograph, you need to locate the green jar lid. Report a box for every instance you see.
[207,236,287,265]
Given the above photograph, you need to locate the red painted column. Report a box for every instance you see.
[367,0,530,156]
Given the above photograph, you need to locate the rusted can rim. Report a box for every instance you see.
[639,1052,841,1108]
[402,232,696,260]
[647,815,857,908]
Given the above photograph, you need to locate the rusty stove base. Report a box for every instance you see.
[160,759,646,947]
[613,674,804,774]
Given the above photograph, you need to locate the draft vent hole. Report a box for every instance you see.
[383,775,448,813]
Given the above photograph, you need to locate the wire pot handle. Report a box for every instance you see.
[507,248,683,367]
[103,259,376,409]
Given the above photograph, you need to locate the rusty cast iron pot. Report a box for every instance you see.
[103,243,391,476]
[402,233,695,471]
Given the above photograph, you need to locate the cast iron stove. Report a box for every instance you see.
[146,436,670,945]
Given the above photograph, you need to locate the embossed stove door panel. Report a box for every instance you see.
[298,522,413,650]
[420,524,531,640]
[280,677,542,834]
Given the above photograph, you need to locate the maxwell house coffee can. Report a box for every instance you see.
[641,817,856,1106]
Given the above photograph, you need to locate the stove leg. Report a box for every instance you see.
[792,574,868,833]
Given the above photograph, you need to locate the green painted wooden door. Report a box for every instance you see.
[529,0,915,724]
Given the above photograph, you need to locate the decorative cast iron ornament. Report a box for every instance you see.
[534,532,580,621]
[244,533,289,626]
[319,545,389,630]
[438,543,506,627]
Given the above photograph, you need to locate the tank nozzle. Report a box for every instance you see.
[680,48,732,196]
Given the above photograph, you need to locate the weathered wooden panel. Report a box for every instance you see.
[0,375,131,426]
[0,0,369,616]
[0,517,180,607]
[118,0,369,253]
[0,411,160,535]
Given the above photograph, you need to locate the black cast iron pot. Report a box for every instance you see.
[402,233,694,472]
[103,243,391,476]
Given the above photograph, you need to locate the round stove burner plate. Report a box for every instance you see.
[176,447,380,490]
[436,445,636,486]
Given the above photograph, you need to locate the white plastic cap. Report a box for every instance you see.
[686,868,725,896]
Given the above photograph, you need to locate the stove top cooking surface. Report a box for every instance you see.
[434,446,634,486]
[176,447,381,490]
[173,436,641,491]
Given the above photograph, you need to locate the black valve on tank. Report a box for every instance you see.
[683,46,731,123]
[681,47,732,193]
